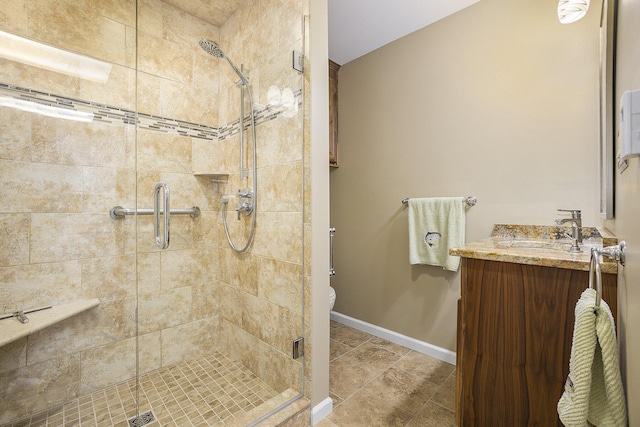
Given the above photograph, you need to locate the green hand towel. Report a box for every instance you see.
[558,288,627,427]
[589,294,627,426]
[407,197,465,271]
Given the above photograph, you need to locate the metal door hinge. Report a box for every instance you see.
[292,50,304,73]
[292,337,304,359]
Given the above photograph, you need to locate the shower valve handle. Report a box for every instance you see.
[235,202,253,220]
[237,189,253,199]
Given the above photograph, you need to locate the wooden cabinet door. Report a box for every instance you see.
[457,258,617,426]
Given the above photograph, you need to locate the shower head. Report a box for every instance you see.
[199,39,224,58]
[198,39,249,85]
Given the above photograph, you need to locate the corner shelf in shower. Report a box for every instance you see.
[0,298,100,348]
[193,172,229,182]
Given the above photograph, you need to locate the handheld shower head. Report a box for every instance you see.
[199,39,224,58]
[198,39,249,85]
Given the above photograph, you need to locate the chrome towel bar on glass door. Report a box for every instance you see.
[109,182,200,250]
[154,182,170,249]
[402,196,478,207]
[109,206,201,219]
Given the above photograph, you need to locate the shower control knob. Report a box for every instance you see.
[237,189,253,199]
[235,202,253,220]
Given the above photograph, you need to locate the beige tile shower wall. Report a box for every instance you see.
[0,1,223,424]
[0,95,139,426]
[0,0,137,110]
[28,0,136,68]
[137,0,220,126]
[214,0,306,394]
[0,103,139,427]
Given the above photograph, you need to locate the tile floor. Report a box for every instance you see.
[6,324,455,427]
[317,321,457,427]
[4,350,280,427]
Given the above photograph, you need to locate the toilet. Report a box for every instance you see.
[329,286,336,312]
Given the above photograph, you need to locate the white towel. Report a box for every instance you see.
[407,197,465,271]
[557,288,627,427]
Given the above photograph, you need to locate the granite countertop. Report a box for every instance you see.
[449,224,618,274]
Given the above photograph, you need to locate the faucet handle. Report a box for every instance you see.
[237,188,253,199]
[557,209,582,219]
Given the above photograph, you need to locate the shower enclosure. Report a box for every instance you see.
[0,1,307,426]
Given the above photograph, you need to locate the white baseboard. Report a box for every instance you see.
[330,311,457,365]
[310,397,333,425]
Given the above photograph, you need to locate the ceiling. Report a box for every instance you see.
[328,0,481,65]
[164,0,481,65]
[163,0,245,27]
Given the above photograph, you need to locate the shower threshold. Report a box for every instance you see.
[4,350,286,427]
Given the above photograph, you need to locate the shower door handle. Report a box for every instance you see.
[154,183,170,249]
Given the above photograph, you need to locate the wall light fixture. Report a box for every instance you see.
[558,0,590,24]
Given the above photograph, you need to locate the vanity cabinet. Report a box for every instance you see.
[456,258,617,426]
[329,59,340,167]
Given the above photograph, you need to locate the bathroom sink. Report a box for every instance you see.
[579,242,603,250]
[450,224,616,272]
[495,239,603,252]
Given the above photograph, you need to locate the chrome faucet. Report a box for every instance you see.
[555,209,582,252]
[235,189,254,220]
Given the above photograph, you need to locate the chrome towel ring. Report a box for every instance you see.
[589,241,626,307]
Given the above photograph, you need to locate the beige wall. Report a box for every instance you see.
[309,0,331,411]
[0,0,307,424]
[607,0,640,422]
[330,0,602,352]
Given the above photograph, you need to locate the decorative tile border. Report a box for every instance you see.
[0,83,218,140]
[217,89,303,141]
[0,83,301,142]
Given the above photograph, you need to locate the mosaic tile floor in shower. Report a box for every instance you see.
[5,350,280,427]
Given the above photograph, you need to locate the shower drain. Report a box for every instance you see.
[128,410,156,427]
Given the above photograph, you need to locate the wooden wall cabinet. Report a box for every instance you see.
[329,59,340,167]
[456,258,617,426]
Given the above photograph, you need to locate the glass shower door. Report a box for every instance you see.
[0,2,141,424]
